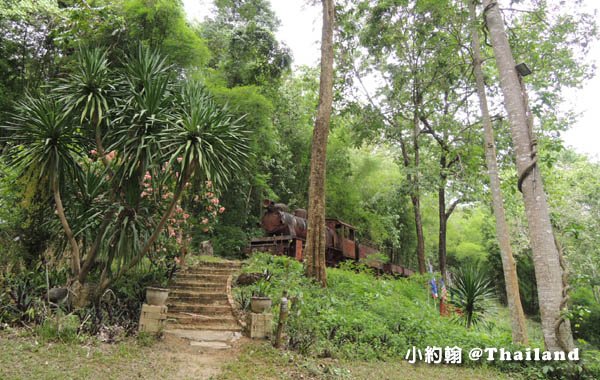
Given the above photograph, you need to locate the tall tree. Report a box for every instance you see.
[468,0,528,345]
[482,0,572,351]
[305,0,335,286]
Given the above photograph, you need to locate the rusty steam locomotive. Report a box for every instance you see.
[247,200,414,277]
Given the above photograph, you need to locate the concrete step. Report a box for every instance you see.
[164,330,243,349]
[180,267,239,275]
[167,313,241,331]
[191,261,242,269]
[168,297,228,306]
[172,273,230,283]
[167,304,233,315]
[167,312,237,323]
[169,281,226,291]
[166,322,242,332]
[175,273,233,282]
[168,302,231,314]
[168,290,228,302]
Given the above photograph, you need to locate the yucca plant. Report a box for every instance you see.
[449,265,496,328]
[3,46,250,304]
[4,94,87,274]
[100,80,250,290]
[55,48,114,166]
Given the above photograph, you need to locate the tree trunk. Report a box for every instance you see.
[438,152,448,282]
[304,0,335,287]
[482,0,572,351]
[52,178,81,276]
[399,136,426,274]
[469,0,528,345]
[412,194,426,274]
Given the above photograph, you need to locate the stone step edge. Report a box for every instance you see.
[184,262,242,269]
[168,290,228,296]
[167,312,237,321]
[226,273,247,330]
[169,282,227,288]
[165,324,242,332]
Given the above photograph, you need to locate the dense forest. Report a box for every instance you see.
[0,0,599,378]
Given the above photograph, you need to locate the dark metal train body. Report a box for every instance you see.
[247,200,414,277]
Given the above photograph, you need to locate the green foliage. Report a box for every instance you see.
[449,265,497,328]
[236,254,600,379]
[202,0,290,88]
[237,254,516,361]
[211,225,249,259]
[122,0,210,67]
[77,265,168,336]
[570,287,600,347]
[4,94,86,187]
[136,331,159,346]
[252,278,271,297]
[36,312,81,344]
[2,44,250,294]
[0,269,48,325]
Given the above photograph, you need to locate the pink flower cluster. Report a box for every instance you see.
[89,149,117,162]
[135,162,226,257]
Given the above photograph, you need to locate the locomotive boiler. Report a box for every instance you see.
[247,199,414,277]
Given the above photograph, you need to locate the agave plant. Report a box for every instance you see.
[449,265,496,328]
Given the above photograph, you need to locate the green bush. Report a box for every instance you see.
[0,268,56,325]
[570,287,600,347]
[449,265,497,328]
[211,225,248,259]
[78,264,169,336]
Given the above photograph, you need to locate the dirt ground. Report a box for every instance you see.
[0,328,247,380]
[155,333,249,380]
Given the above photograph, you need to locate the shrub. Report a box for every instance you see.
[211,225,248,259]
[0,268,53,325]
[570,287,600,347]
[449,265,496,328]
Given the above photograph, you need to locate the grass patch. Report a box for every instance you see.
[217,341,515,380]
[0,329,178,380]
[185,254,236,266]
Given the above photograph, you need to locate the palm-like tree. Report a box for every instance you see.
[99,80,250,291]
[4,94,86,274]
[449,266,496,328]
[4,47,250,303]
[55,48,113,167]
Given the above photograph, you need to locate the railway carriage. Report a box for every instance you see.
[247,200,414,277]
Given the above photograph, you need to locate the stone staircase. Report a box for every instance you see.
[165,260,243,333]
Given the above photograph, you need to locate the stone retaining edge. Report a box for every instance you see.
[227,274,247,329]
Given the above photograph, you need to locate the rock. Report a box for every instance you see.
[235,273,263,286]
[48,287,68,304]
[199,240,213,256]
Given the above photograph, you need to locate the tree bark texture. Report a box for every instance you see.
[468,0,528,345]
[399,137,426,274]
[482,0,572,351]
[304,0,335,287]
[52,178,81,276]
[438,151,448,282]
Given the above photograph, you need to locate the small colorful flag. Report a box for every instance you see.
[440,279,447,301]
[430,277,438,299]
